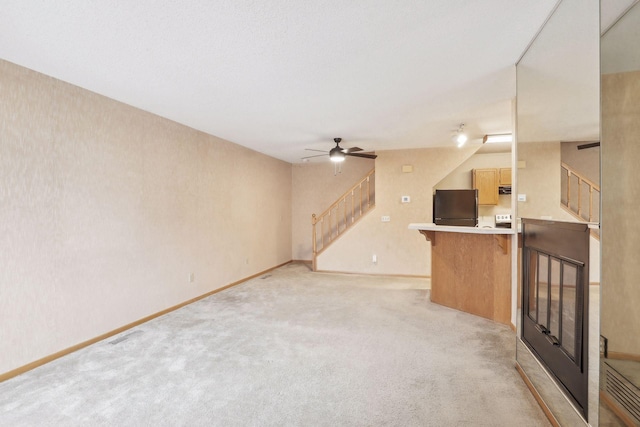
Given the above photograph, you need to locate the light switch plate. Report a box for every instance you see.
[517,194,527,202]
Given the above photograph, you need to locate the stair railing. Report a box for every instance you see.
[561,162,600,223]
[312,169,375,270]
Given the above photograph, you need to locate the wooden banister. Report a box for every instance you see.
[312,169,375,271]
[561,163,600,236]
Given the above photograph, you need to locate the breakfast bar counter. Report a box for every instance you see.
[409,223,515,325]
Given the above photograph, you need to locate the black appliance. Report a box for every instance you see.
[498,185,512,195]
[433,189,478,227]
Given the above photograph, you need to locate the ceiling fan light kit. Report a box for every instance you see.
[301,137,377,164]
[330,146,346,162]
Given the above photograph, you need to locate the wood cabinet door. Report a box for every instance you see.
[473,168,498,205]
[499,168,512,186]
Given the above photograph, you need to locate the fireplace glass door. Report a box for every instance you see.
[522,219,590,419]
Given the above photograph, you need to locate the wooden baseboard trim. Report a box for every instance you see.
[515,362,560,427]
[600,390,637,427]
[510,322,516,332]
[314,269,429,279]
[607,351,640,362]
[0,260,292,383]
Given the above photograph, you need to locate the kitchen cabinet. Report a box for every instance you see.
[499,168,512,186]
[472,168,498,205]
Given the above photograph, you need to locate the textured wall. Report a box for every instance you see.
[291,158,374,261]
[517,141,576,221]
[316,146,478,276]
[435,152,512,221]
[601,70,640,356]
[0,60,292,374]
[560,141,600,185]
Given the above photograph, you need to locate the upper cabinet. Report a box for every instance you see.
[499,168,512,186]
[472,167,511,205]
[472,168,498,205]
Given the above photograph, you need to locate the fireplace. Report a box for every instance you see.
[521,219,590,419]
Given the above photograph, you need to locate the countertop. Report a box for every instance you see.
[408,223,516,235]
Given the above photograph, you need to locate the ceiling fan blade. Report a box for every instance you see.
[343,147,363,153]
[346,152,377,159]
[305,148,329,153]
[577,142,600,150]
[301,154,328,160]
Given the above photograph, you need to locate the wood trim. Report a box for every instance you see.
[495,234,509,255]
[607,351,640,362]
[419,230,435,244]
[510,322,516,332]
[0,260,293,383]
[561,162,600,191]
[316,168,375,219]
[600,390,637,427]
[314,270,429,280]
[515,363,561,427]
[314,205,375,258]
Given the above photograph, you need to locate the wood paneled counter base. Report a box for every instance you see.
[409,223,513,325]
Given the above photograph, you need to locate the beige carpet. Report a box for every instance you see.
[0,263,549,426]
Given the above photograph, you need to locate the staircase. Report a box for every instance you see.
[311,169,375,270]
[560,162,600,237]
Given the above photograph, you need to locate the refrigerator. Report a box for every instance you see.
[433,189,478,227]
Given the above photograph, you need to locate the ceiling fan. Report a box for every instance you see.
[302,138,377,162]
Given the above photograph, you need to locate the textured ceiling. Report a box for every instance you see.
[1,1,559,163]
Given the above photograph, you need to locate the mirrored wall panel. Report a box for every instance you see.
[601,1,640,425]
[515,0,600,424]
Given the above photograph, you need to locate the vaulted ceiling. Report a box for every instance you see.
[1,1,560,163]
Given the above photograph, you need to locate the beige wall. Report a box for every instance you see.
[517,141,576,221]
[435,152,512,222]
[561,141,600,184]
[601,70,640,356]
[291,158,374,261]
[0,60,292,374]
[517,141,601,283]
[316,146,478,276]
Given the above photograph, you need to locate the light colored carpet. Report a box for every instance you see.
[0,263,549,426]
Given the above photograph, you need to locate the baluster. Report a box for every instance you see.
[351,190,355,224]
[311,214,317,264]
[344,197,347,231]
[577,178,582,217]
[367,176,371,209]
[567,170,572,210]
[589,185,593,222]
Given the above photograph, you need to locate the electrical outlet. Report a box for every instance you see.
[372,254,377,263]
[381,216,391,222]
[517,194,527,202]
[189,272,195,283]
[245,258,249,265]
[401,196,410,203]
